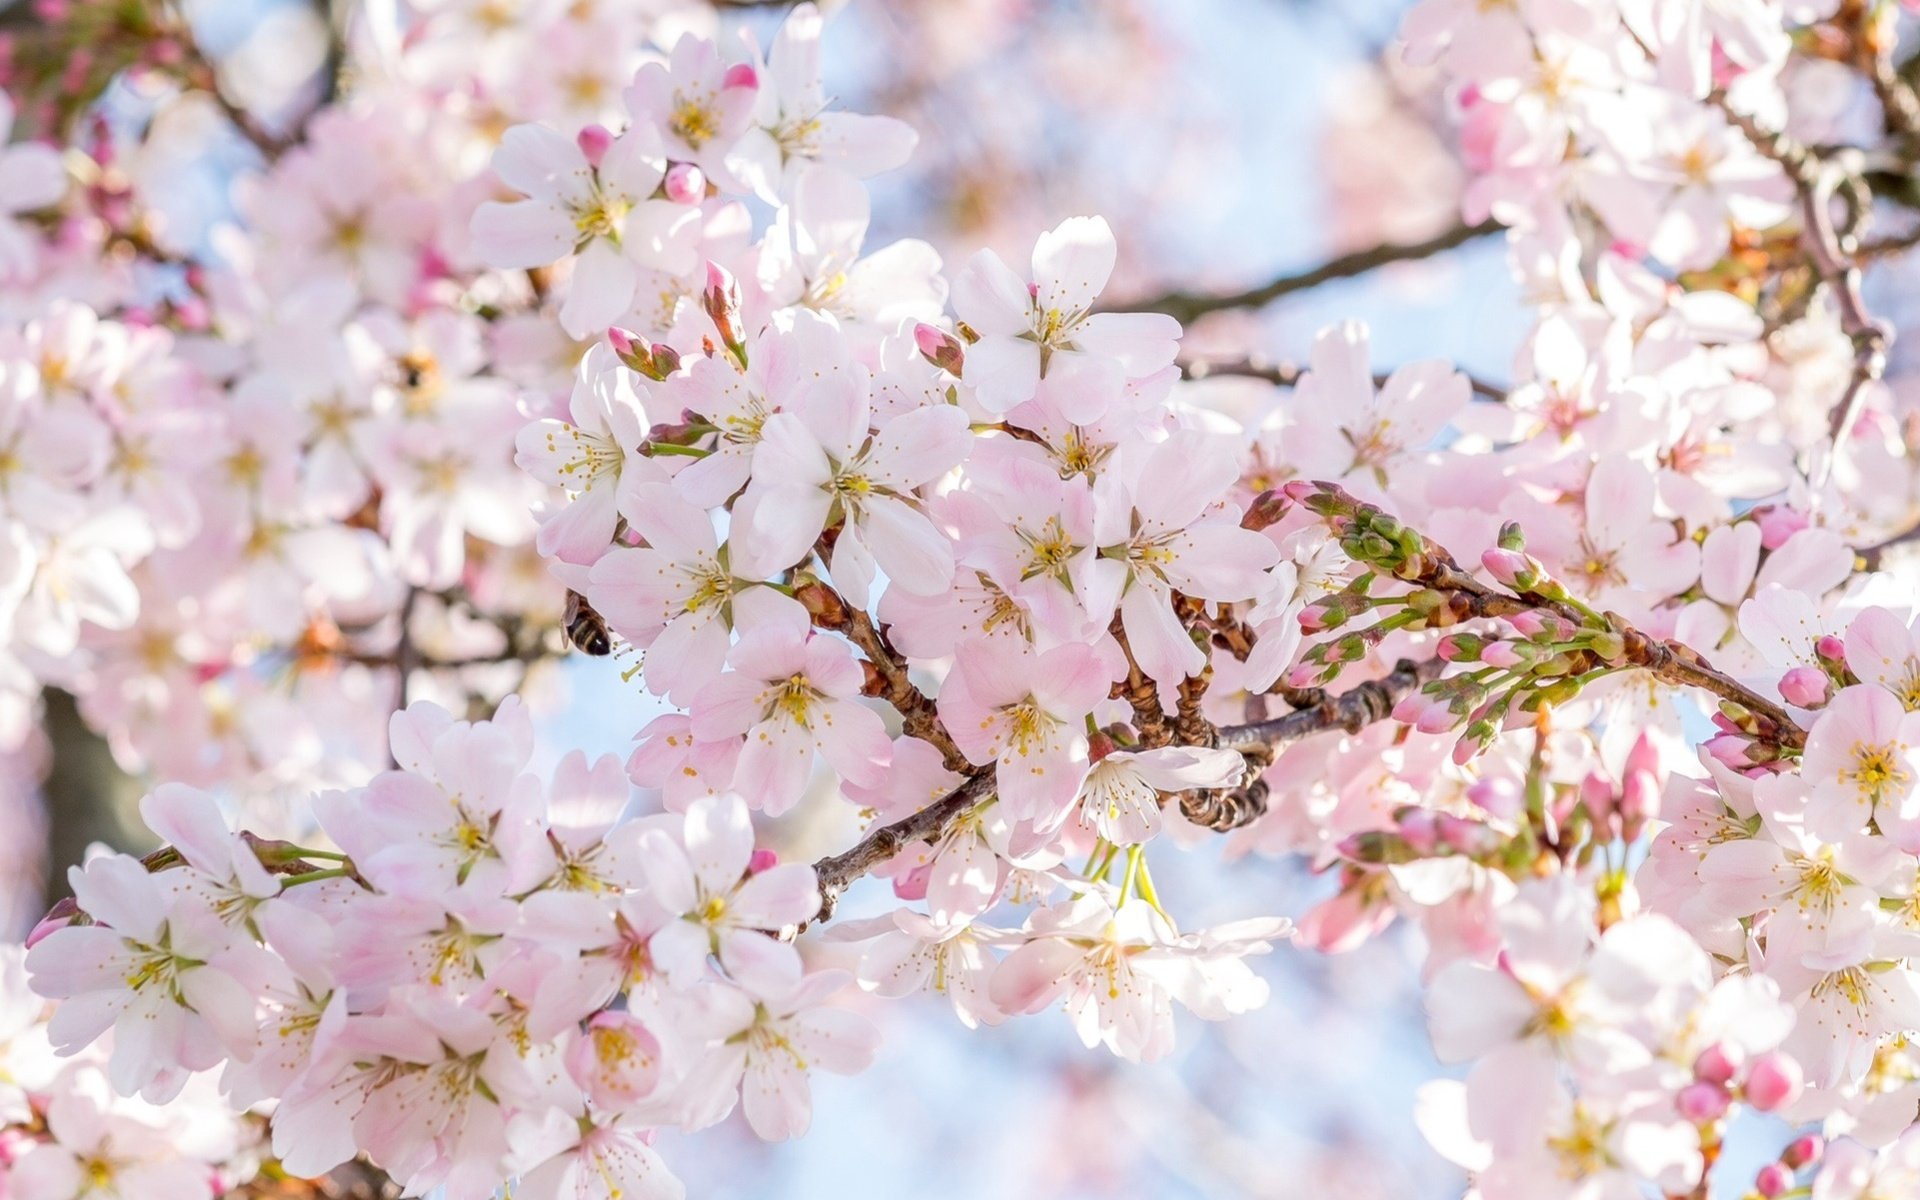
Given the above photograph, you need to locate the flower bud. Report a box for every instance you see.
[914,322,966,376]
[1815,635,1847,664]
[722,62,761,92]
[1437,633,1484,662]
[1779,666,1831,708]
[1580,771,1615,828]
[748,848,779,874]
[26,897,78,948]
[664,162,707,204]
[1693,1042,1742,1084]
[1675,1080,1730,1123]
[1753,504,1809,550]
[1782,1135,1822,1169]
[1753,1163,1791,1198]
[702,260,746,356]
[1436,813,1497,855]
[1466,777,1521,820]
[1481,546,1539,591]
[1398,809,1438,855]
[1496,521,1527,551]
[1481,640,1526,669]
[576,124,613,168]
[1743,1051,1803,1112]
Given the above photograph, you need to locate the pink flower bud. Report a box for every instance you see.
[1778,666,1831,709]
[1508,609,1551,639]
[1619,769,1658,840]
[1466,777,1521,820]
[1480,546,1534,589]
[576,124,614,169]
[1783,1134,1823,1169]
[1703,733,1752,771]
[1753,504,1809,550]
[1481,641,1525,669]
[1676,1081,1730,1123]
[702,260,745,351]
[1753,1163,1792,1198]
[25,908,74,948]
[1693,1042,1741,1085]
[1815,635,1847,663]
[747,848,778,874]
[722,63,760,91]
[913,322,966,376]
[1398,809,1438,855]
[1280,480,1318,503]
[1580,771,1615,828]
[664,162,706,205]
[1436,813,1493,855]
[1743,1052,1803,1112]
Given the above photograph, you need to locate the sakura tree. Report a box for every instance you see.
[8,0,1920,1197]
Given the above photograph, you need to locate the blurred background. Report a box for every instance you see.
[0,0,1542,1194]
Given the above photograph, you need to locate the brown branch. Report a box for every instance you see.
[1215,657,1441,751]
[810,660,1442,920]
[1128,218,1502,324]
[799,581,971,774]
[1295,483,1809,749]
[1179,356,1508,402]
[1712,92,1888,459]
[1859,518,1920,570]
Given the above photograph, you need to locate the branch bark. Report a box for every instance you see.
[1127,218,1502,324]
[1179,356,1508,402]
[809,659,1443,921]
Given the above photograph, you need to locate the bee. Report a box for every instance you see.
[564,589,612,656]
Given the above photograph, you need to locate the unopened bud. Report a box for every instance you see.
[577,124,614,168]
[1779,665,1831,708]
[702,260,746,357]
[1437,633,1484,662]
[914,322,966,376]
[1675,1080,1730,1123]
[747,848,778,874]
[1693,1042,1742,1085]
[1496,521,1526,551]
[1782,1134,1822,1168]
[722,62,760,92]
[1753,1163,1791,1198]
[1815,635,1847,664]
[664,162,706,205]
[1743,1051,1803,1112]
[1481,546,1540,591]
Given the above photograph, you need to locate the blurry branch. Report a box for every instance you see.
[39,689,150,910]
[1124,217,1503,324]
[1179,356,1508,401]
[1709,90,1886,460]
[808,660,1442,921]
[1858,519,1920,570]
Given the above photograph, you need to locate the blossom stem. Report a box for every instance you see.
[280,867,352,887]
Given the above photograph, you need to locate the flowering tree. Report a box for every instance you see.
[10,0,1920,1196]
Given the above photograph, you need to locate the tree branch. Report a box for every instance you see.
[1712,92,1887,463]
[1179,356,1507,402]
[1127,218,1502,324]
[809,660,1443,920]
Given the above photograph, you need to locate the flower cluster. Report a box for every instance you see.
[10,0,1920,1196]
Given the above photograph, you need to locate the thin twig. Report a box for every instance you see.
[1127,218,1502,324]
[1711,92,1888,467]
[1179,356,1508,402]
